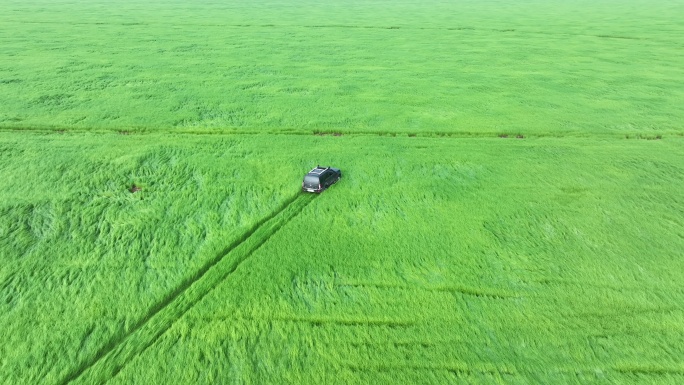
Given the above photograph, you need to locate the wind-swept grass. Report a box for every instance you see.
[0,132,310,383]
[3,132,680,384]
[106,134,684,384]
[0,0,683,136]
[2,1,684,384]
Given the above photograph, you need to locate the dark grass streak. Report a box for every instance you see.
[57,192,316,385]
[344,362,517,376]
[1,126,670,141]
[431,285,516,299]
[339,281,517,300]
[186,315,415,329]
[272,315,414,328]
[614,365,684,376]
[4,20,666,43]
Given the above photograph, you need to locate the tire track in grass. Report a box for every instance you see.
[338,281,518,300]
[57,192,316,385]
[343,361,518,377]
[2,125,668,140]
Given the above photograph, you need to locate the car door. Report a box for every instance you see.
[326,170,334,187]
[321,171,329,187]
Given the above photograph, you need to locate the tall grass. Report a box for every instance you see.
[0,0,682,136]
[2,132,682,383]
[0,132,307,383]
[107,135,684,384]
[2,1,684,383]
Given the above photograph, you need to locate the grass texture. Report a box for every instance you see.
[1,132,683,384]
[106,135,684,385]
[0,0,683,136]
[1,1,684,384]
[0,132,306,384]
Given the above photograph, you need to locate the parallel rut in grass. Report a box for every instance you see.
[58,192,316,385]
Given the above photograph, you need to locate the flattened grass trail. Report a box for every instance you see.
[59,193,315,385]
[2,132,683,384]
[1,0,684,384]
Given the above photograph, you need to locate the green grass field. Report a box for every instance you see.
[1,1,684,384]
[1,0,683,136]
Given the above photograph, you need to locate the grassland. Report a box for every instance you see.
[1,1,684,384]
[1,0,683,136]
[2,132,684,384]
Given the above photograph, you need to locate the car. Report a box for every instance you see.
[302,166,341,193]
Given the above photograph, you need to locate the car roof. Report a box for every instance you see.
[307,166,329,176]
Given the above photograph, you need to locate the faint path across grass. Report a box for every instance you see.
[58,192,316,385]
[0,126,676,141]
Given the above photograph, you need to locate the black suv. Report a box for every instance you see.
[302,166,341,193]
